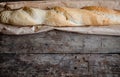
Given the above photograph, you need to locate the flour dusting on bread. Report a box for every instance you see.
[0,6,120,26]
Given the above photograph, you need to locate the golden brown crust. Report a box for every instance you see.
[45,7,75,26]
[81,6,120,15]
[1,6,120,26]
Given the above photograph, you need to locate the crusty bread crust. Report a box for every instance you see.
[82,6,120,15]
[0,6,120,26]
[82,6,120,26]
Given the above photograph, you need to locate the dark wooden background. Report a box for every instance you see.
[0,0,120,77]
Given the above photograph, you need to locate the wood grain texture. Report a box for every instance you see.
[0,30,120,53]
[0,54,120,77]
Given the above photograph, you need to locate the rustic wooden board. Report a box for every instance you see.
[0,30,120,53]
[0,54,120,77]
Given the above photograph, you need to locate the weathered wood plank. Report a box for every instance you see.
[0,54,120,77]
[0,30,120,53]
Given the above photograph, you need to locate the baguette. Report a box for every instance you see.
[0,6,120,26]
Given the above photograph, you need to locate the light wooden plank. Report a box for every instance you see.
[0,30,120,53]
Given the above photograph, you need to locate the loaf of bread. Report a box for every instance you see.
[0,6,120,26]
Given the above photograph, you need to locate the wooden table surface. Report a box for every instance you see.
[0,0,120,77]
[0,30,120,53]
[0,30,120,77]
